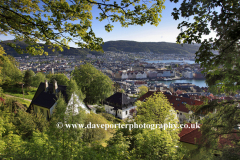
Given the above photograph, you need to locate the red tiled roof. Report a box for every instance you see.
[138,91,203,113]
[179,124,240,147]
[175,90,183,95]
[137,91,158,101]
[135,81,147,85]
[179,124,198,137]
[219,131,240,148]
[179,126,202,144]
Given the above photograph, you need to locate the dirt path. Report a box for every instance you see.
[5,94,32,102]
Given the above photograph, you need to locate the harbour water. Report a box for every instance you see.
[146,60,196,64]
[149,79,207,87]
[145,59,206,87]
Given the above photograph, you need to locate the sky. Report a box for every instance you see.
[89,0,217,43]
[0,0,217,48]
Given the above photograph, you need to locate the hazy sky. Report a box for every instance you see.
[0,0,217,48]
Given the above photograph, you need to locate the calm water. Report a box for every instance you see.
[145,60,206,87]
[146,60,196,64]
[149,79,207,87]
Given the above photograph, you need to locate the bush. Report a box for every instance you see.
[100,113,124,124]
[96,107,105,113]
[100,113,116,122]
[83,113,110,143]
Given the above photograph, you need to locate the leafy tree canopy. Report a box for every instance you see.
[171,0,240,158]
[0,46,22,86]
[66,79,85,101]
[23,70,35,88]
[171,0,240,94]
[72,63,113,104]
[31,72,45,88]
[0,0,165,55]
[136,92,178,125]
[138,85,148,97]
[49,73,69,86]
[82,112,110,143]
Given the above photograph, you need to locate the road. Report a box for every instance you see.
[4,94,32,102]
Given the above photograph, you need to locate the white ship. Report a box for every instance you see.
[163,78,172,81]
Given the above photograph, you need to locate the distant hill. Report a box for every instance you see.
[102,40,200,54]
[0,40,200,57]
[0,40,104,57]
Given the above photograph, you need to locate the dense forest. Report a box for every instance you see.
[0,40,200,57]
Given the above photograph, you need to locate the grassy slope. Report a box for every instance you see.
[2,87,37,100]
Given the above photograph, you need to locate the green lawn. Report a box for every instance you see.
[2,86,37,100]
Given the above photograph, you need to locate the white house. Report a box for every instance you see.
[162,70,171,77]
[157,70,173,77]
[183,70,193,78]
[121,71,128,79]
[27,80,92,120]
[136,71,147,79]
[104,92,137,119]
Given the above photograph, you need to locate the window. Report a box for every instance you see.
[180,113,182,115]
[126,111,128,115]
[40,108,44,114]
[182,102,186,105]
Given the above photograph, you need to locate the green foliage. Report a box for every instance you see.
[171,0,240,94]
[96,106,105,114]
[171,0,240,158]
[32,72,45,87]
[136,92,178,124]
[0,46,22,86]
[23,70,35,88]
[133,129,179,159]
[13,107,48,140]
[100,112,124,124]
[100,112,116,122]
[0,97,47,139]
[0,93,186,160]
[72,63,113,104]
[113,82,120,93]
[82,113,110,143]
[1,40,105,57]
[138,85,148,97]
[105,92,183,159]
[66,79,85,102]
[119,88,125,93]
[3,86,37,100]
[49,73,69,86]
[0,0,165,55]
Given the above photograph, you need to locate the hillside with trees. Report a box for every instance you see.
[0,40,200,57]
[102,40,200,54]
[0,40,104,57]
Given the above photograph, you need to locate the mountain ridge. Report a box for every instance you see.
[0,40,200,57]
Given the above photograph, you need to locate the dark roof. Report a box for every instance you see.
[178,94,190,98]
[104,92,136,110]
[28,82,68,110]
